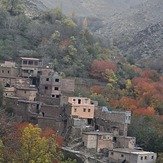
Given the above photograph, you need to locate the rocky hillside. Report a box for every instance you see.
[33,0,163,72]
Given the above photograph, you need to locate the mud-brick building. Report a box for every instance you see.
[19,57,53,85]
[95,110,131,136]
[0,61,19,87]
[83,132,114,152]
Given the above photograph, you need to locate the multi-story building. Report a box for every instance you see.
[68,97,95,119]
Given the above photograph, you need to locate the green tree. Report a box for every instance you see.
[0,0,25,16]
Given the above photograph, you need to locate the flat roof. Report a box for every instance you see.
[20,57,41,61]
[83,131,113,135]
[112,148,155,155]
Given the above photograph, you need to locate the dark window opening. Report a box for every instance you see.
[111,152,114,155]
[113,137,117,143]
[6,93,7,96]
[74,108,77,112]
[88,109,91,112]
[45,86,48,90]
[24,91,26,94]
[78,99,81,104]
[151,156,154,159]
[5,83,10,87]
[73,99,76,102]
[46,78,49,81]
[121,154,124,158]
[55,79,59,82]
[145,156,147,160]
[29,61,33,65]
[88,119,92,125]
[2,70,4,73]
[56,95,60,98]
[55,87,59,90]
[83,108,86,112]
[8,71,10,74]
[141,157,143,160]
[23,60,27,64]
[52,95,55,97]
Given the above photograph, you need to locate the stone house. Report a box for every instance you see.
[82,132,114,152]
[15,86,37,101]
[109,148,157,163]
[68,97,95,120]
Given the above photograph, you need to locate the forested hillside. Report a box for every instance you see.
[0,0,163,161]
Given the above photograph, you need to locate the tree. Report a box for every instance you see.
[0,123,74,163]
[0,0,25,16]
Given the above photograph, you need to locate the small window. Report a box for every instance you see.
[52,95,55,97]
[103,136,106,139]
[145,156,147,160]
[73,99,76,102]
[83,108,86,112]
[113,137,117,143]
[2,70,4,73]
[24,91,26,94]
[111,152,114,155]
[85,99,88,104]
[88,109,91,112]
[8,71,10,74]
[46,78,49,81]
[74,108,77,112]
[55,79,59,82]
[34,61,38,65]
[6,93,7,96]
[78,99,81,104]
[45,86,48,90]
[151,156,154,159]
[141,157,143,160]
[29,60,33,65]
[121,154,124,158]
[23,60,27,64]
[56,95,59,98]
[55,87,59,90]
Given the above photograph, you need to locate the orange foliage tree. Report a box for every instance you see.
[90,59,117,79]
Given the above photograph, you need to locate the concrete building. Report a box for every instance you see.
[83,132,114,152]
[39,71,62,98]
[68,97,95,119]
[109,148,157,163]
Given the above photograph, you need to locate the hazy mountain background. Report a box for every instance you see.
[26,0,163,72]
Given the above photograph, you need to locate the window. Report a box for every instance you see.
[74,108,77,112]
[34,61,38,65]
[141,157,143,160]
[121,154,124,158]
[52,95,55,97]
[29,60,33,65]
[111,152,114,155]
[78,99,81,104]
[83,108,86,112]
[2,70,4,73]
[85,99,88,104]
[56,95,59,98]
[23,60,27,64]
[55,79,59,82]
[46,78,49,81]
[88,109,91,112]
[113,137,117,143]
[151,156,154,159]
[145,156,147,160]
[73,99,76,102]
[55,87,59,90]
[24,91,26,94]
[45,86,48,90]
[8,71,10,74]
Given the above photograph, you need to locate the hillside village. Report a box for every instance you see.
[0,57,157,163]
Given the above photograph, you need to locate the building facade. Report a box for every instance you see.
[68,97,95,119]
